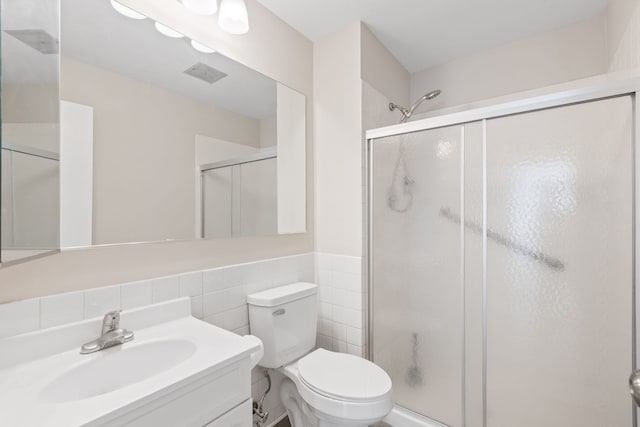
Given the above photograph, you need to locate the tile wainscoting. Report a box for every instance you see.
[0,251,364,425]
[0,253,314,338]
[315,253,365,357]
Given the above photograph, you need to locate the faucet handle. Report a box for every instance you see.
[101,310,121,334]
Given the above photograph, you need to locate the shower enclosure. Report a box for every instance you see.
[366,81,639,426]
[200,148,277,239]
[1,144,59,260]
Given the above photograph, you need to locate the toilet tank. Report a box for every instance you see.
[247,282,318,368]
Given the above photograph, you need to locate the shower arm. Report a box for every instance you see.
[388,102,411,122]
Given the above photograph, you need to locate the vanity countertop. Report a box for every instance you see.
[0,298,258,426]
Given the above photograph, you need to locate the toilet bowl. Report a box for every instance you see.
[279,348,392,427]
[247,282,393,427]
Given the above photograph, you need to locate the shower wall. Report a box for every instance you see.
[370,95,634,426]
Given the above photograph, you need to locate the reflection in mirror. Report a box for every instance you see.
[1,0,61,263]
[56,0,305,248]
[200,147,277,238]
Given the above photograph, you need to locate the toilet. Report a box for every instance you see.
[247,282,393,427]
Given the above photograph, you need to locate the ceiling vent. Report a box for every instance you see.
[183,62,227,84]
[5,30,59,54]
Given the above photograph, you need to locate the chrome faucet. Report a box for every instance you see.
[80,310,134,354]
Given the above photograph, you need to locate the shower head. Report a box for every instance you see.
[389,89,441,123]
[422,90,441,101]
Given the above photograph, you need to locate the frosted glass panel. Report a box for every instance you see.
[1,150,59,249]
[485,96,633,426]
[1,150,15,248]
[240,158,277,236]
[372,125,464,426]
[202,166,233,239]
[202,158,277,238]
[369,95,635,426]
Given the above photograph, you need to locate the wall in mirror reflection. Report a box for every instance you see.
[1,0,307,262]
[1,0,61,263]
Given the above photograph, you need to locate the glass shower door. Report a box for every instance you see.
[371,124,467,426]
[485,96,633,427]
[369,95,634,426]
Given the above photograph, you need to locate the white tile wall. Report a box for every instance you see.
[314,253,365,357]
[0,253,315,340]
[0,298,39,338]
[0,252,357,425]
[151,276,181,303]
[40,291,83,328]
[84,286,120,319]
[120,280,152,310]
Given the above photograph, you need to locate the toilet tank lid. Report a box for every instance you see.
[247,282,318,307]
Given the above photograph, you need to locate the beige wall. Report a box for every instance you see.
[2,84,59,123]
[61,57,260,245]
[313,23,362,257]
[410,15,607,113]
[313,22,412,257]
[2,85,60,256]
[608,0,640,71]
[360,25,410,108]
[259,116,277,149]
[314,23,411,258]
[0,0,313,303]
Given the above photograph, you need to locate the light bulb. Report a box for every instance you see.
[110,0,146,19]
[218,0,249,35]
[154,22,185,38]
[182,0,218,15]
[191,40,216,53]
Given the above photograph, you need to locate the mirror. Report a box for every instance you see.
[1,0,60,263]
[1,0,306,262]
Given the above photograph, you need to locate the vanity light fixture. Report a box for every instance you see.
[191,40,216,53]
[218,0,249,35]
[110,0,146,19]
[182,0,218,15]
[154,22,185,38]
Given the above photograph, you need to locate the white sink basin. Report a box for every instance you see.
[40,339,197,403]
[0,298,261,427]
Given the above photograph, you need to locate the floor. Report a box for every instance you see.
[274,417,291,427]
[275,417,391,427]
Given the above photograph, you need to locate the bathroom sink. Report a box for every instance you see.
[40,339,197,403]
[0,298,261,427]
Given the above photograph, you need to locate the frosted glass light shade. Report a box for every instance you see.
[182,0,218,15]
[218,0,249,35]
[110,0,146,19]
[191,40,216,53]
[154,22,185,38]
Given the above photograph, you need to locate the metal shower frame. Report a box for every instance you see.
[364,76,640,427]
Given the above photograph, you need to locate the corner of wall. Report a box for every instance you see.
[359,23,410,107]
[606,0,640,72]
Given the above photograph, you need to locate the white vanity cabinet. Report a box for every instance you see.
[107,358,253,427]
[205,400,253,427]
[0,299,259,427]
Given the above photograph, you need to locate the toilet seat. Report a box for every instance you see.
[279,349,393,425]
[297,349,392,402]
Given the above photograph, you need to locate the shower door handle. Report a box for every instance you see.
[629,370,640,406]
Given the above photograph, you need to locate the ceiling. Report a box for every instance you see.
[1,0,59,84]
[3,0,277,120]
[60,0,277,120]
[256,0,609,73]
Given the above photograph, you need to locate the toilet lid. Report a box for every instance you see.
[297,349,392,401]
